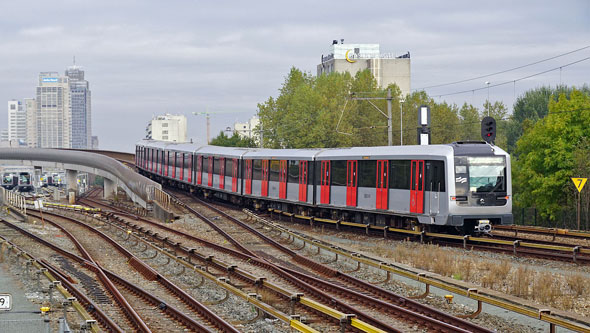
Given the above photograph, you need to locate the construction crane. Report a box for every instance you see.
[192,110,241,144]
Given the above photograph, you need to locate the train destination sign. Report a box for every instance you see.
[571,178,587,193]
[0,294,12,311]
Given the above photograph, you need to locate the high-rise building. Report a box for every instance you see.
[7,100,27,143]
[24,98,37,147]
[0,129,8,142]
[35,72,71,148]
[65,65,91,148]
[317,41,411,97]
[146,114,187,142]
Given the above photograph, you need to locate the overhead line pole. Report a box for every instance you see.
[350,88,394,146]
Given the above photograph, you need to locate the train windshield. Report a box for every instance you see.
[467,157,505,192]
[2,175,11,184]
[19,174,31,184]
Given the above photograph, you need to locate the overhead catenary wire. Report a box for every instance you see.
[414,45,590,91]
[430,56,590,98]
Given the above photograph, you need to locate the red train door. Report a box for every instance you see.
[376,160,389,209]
[232,158,238,192]
[320,160,331,204]
[196,155,202,184]
[208,157,214,187]
[279,160,287,199]
[172,152,176,179]
[245,160,252,194]
[410,160,425,214]
[299,161,308,202]
[180,154,184,180]
[261,160,269,196]
[219,157,225,189]
[346,160,358,206]
[187,154,192,183]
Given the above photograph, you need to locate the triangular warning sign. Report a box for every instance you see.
[571,178,587,193]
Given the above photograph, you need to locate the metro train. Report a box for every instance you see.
[1,171,34,192]
[136,139,513,234]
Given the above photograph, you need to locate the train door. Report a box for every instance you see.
[410,160,425,214]
[219,157,225,189]
[208,157,214,187]
[232,158,238,192]
[376,160,389,209]
[279,160,287,199]
[196,156,202,184]
[245,160,253,194]
[298,160,308,202]
[180,153,184,180]
[172,152,176,179]
[320,160,331,204]
[188,154,193,183]
[346,160,358,206]
[261,160,269,196]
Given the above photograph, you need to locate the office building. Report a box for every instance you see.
[24,98,37,147]
[7,100,27,143]
[317,41,411,97]
[146,114,187,142]
[65,65,91,148]
[35,72,71,148]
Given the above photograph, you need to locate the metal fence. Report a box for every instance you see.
[513,206,590,230]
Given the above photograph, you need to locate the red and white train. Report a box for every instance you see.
[136,139,512,233]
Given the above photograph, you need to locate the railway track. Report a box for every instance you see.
[23,209,240,333]
[81,188,491,332]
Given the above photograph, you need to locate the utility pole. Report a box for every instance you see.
[349,88,394,146]
[192,111,211,144]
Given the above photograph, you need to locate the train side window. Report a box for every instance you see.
[269,160,280,181]
[253,159,262,180]
[202,156,209,173]
[288,160,299,183]
[225,158,233,175]
[389,160,411,189]
[213,157,221,175]
[425,160,446,192]
[358,160,376,188]
[331,160,346,186]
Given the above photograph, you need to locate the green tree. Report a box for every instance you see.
[513,89,590,221]
[209,131,257,148]
[506,85,590,153]
[458,103,481,141]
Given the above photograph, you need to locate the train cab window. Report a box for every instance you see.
[269,160,280,181]
[213,157,222,175]
[425,160,446,192]
[288,160,299,183]
[253,160,262,180]
[331,160,347,186]
[358,160,376,188]
[389,160,411,189]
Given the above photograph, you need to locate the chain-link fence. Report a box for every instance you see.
[512,206,589,230]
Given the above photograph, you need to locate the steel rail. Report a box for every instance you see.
[26,210,240,333]
[162,190,490,333]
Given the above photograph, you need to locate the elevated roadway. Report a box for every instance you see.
[0,148,156,208]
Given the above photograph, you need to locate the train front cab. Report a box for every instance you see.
[447,142,513,233]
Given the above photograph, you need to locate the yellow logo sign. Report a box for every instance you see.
[345,50,356,63]
[572,178,587,192]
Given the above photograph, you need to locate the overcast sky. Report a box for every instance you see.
[1,1,588,152]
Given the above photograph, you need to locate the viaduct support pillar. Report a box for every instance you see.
[103,178,117,200]
[66,169,77,204]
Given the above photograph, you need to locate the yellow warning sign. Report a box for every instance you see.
[571,178,587,192]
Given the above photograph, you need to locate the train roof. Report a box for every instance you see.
[315,144,454,160]
[196,145,254,158]
[243,148,324,160]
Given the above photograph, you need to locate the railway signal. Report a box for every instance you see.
[481,116,496,143]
